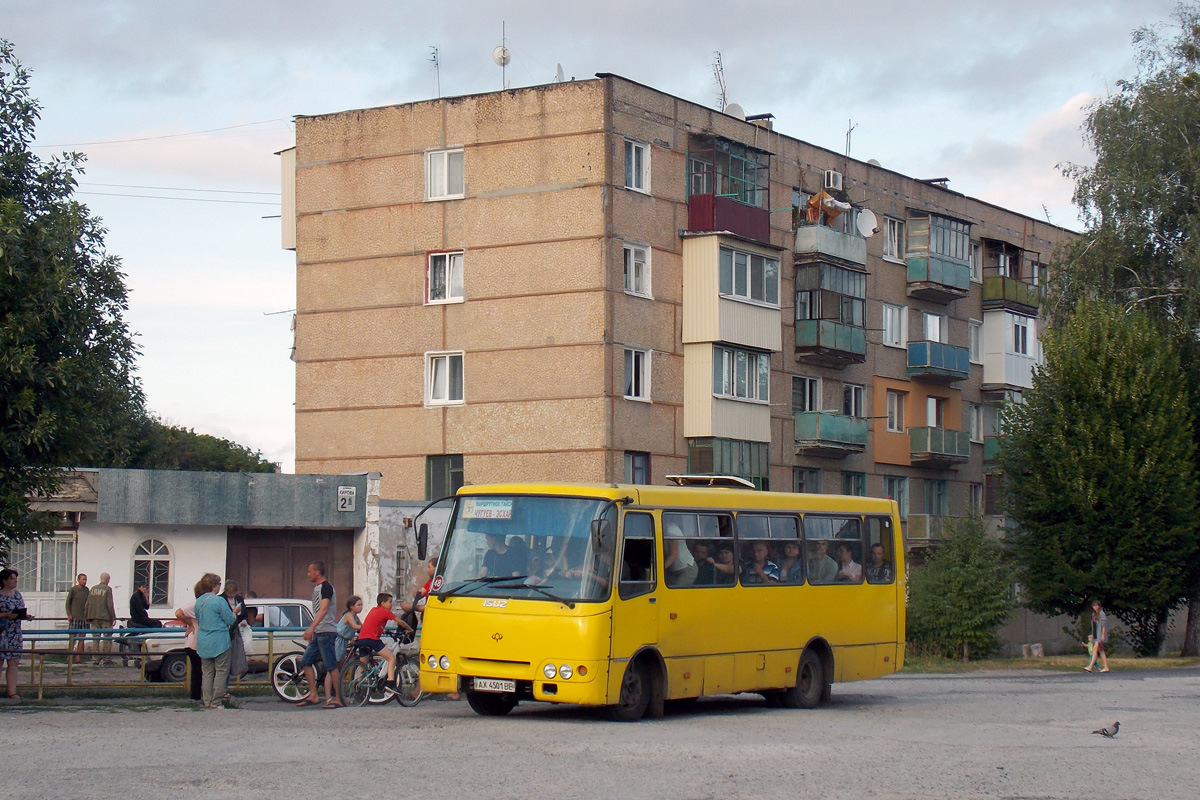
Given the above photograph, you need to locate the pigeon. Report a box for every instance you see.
[1091,721,1120,738]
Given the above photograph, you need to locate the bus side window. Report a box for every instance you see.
[619,512,657,600]
[865,517,896,584]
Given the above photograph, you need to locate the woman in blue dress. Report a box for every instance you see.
[0,568,29,701]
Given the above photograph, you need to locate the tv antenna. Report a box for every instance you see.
[429,46,440,97]
[712,51,727,111]
[844,119,857,159]
[492,22,511,89]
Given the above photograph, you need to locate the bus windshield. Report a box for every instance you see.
[436,495,617,603]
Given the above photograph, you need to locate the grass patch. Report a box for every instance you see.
[902,653,1200,673]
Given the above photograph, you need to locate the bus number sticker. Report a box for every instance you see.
[462,498,513,520]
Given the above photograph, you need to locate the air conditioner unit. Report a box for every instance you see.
[823,170,843,191]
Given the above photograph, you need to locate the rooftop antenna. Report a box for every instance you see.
[844,119,857,159]
[429,46,440,98]
[492,22,511,89]
[712,51,728,111]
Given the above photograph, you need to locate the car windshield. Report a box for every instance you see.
[436,495,616,603]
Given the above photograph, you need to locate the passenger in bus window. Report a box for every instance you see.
[742,542,780,584]
[664,525,698,587]
[807,540,838,584]
[479,533,528,578]
[692,542,716,585]
[835,543,862,583]
[713,545,737,584]
[865,543,894,583]
[777,540,804,584]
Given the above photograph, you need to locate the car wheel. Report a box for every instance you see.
[158,652,189,683]
[781,648,825,710]
[605,660,651,722]
[271,655,308,703]
[466,690,519,716]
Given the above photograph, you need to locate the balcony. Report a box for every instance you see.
[688,194,770,245]
[906,514,956,542]
[794,411,868,458]
[909,426,970,468]
[795,320,866,368]
[794,224,866,267]
[907,341,970,383]
[983,275,1041,312]
[906,255,971,303]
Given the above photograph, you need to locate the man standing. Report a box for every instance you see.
[85,572,116,665]
[299,561,343,708]
[65,573,89,662]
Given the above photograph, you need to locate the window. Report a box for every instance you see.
[925,479,949,516]
[926,396,946,427]
[624,139,649,192]
[804,515,861,585]
[688,138,769,208]
[969,482,984,511]
[713,345,770,402]
[426,454,464,499]
[688,438,769,490]
[426,351,464,405]
[427,251,463,303]
[969,403,983,443]
[619,512,657,599]
[996,250,1012,277]
[886,390,906,433]
[624,451,650,484]
[736,514,802,585]
[1011,314,1031,355]
[882,303,906,348]
[970,241,982,282]
[969,320,982,363]
[133,539,171,606]
[688,155,713,195]
[865,517,896,584]
[883,476,909,521]
[720,246,780,306]
[9,535,74,594]
[794,468,821,494]
[795,264,865,324]
[623,242,651,297]
[842,471,867,496]
[662,511,734,588]
[425,148,464,200]
[624,347,650,401]
[1030,261,1043,286]
[923,311,946,343]
[842,383,864,418]
[883,217,905,261]
[793,375,820,413]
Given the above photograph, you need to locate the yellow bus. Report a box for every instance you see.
[418,478,905,720]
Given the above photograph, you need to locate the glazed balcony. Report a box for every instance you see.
[907,341,970,383]
[795,320,867,368]
[794,223,866,267]
[983,435,1003,463]
[909,426,970,468]
[982,275,1041,312]
[906,256,971,303]
[688,193,771,245]
[906,513,956,541]
[794,411,868,458]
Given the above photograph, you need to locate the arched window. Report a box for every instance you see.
[133,539,172,607]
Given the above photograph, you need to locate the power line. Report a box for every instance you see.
[76,190,279,206]
[81,182,280,197]
[32,119,294,149]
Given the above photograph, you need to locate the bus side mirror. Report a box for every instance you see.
[417,523,429,562]
[590,518,612,552]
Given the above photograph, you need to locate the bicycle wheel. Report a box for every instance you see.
[362,658,395,705]
[271,654,308,703]
[341,661,370,706]
[395,658,424,707]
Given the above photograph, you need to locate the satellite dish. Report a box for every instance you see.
[724,102,746,120]
[867,158,881,167]
[856,208,879,238]
[555,63,565,83]
[492,45,511,67]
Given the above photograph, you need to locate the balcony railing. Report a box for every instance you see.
[982,275,1041,311]
[794,223,867,266]
[794,411,868,457]
[688,194,770,245]
[906,255,971,303]
[983,435,1003,463]
[907,341,970,383]
[909,426,970,468]
[795,320,866,368]
[906,514,957,541]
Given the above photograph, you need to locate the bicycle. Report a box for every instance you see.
[341,628,424,707]
[271,636,359,703]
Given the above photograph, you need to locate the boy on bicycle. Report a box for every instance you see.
[357,592,415,695]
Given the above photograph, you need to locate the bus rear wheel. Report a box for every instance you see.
[781,649,825,710]
[606,660,651,722]
[466,690,518,716]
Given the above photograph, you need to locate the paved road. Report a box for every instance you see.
[4,668,1198,799]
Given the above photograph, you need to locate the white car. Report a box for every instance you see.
[125,598,315,682]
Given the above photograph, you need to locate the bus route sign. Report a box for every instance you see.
[462,498,513,520]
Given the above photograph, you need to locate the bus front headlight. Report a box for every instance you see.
[558,664,573,680]
[427,655,438,669]
[439,655,450,670]
[543,663,557,679]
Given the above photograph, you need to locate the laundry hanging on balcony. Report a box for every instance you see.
[806,189,852,225]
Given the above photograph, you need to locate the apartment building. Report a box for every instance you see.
[282,73,1073,549]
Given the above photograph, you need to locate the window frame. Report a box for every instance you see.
[9,534,75,595]
[712,345,770,403]
[425,148,465,201]
[841,472,867,497]
[926,396,947,427]
[133,538,172,607]
[969,403,984,443]
[426,454,464,500]
[794,467,821,494]
[793,375,821,413]
[1011,314,1031,356]
[925,479,950,517]
[719,246,780,307]
[883,476,909,521]
[923,311,947,344]
[624,451,650,484]
[622,241,652,298]
[969,320,982,364]
[842,383,864,418]
[426,250,464,304]
[623,347,651,402]
[883,217,905,262]
[425,351,465,406]
[882,303,907,349]
[624,139,650,193]
[886,390,906,433]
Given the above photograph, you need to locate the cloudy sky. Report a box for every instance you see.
[2,0,1181,472]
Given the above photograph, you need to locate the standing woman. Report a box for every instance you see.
[194,573,236,709]
[1,568,29,701]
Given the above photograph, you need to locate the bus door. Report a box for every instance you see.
[609,511,659,665]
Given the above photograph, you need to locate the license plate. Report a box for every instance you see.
[473,678,516,693]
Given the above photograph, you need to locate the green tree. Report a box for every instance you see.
[906,513,1015,661]
[125,416,277,473]
[0,40,142,546]
[999,300,1199,655]
[1051,4,1200,654]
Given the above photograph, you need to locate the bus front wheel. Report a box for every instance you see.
[606,661,651,722]
[781,649,825,710]
[466,690,519,716]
